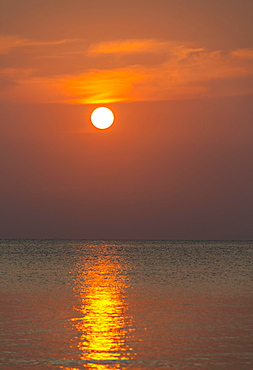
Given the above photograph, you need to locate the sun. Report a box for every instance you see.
[91,107,114,130]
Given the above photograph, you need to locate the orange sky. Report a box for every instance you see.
[0,0,252,238]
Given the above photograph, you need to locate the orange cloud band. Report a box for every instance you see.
[0,38,252,104]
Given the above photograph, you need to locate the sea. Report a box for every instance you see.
[0,240,252,370]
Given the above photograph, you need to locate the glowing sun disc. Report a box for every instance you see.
[91,107,114,129]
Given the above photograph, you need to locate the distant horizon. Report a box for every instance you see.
[1,238,252,242]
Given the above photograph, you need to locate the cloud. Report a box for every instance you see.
[0,68,67,103]
[0,38,252,104]
[231,48,253,60]
[0,35,78,54]
[0,68,34,92]
[61,67,147,104]
[87,39,170,55]
[63,47,253,103]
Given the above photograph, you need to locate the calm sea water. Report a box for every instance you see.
[0,240,252,370]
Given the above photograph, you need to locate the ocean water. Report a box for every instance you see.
[0,240,252,370]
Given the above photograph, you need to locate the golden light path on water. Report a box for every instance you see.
[68,247,135,370]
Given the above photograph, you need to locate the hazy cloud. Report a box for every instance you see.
[231,48,253,60]
[0,37,252,104]
[87,39,170,55]
[0,35,78,54]
[63,47,253,103]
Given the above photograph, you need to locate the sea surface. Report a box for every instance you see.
[0,240,253,370]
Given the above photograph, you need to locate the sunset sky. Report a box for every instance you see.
[1,0,252,239]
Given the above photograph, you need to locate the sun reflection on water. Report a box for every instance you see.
[70,249,134,369]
